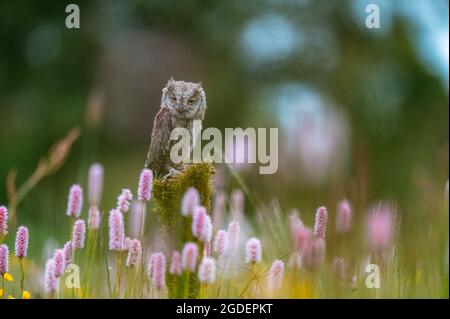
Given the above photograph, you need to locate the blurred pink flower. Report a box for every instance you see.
[126,239,142,267]
[117,189,133,213]
[53,249,65,278]
[213,229,228,257]
[245,237,262,264]
[88,163,104,206]
[336,199,352,233]
[108,209,125,251]
[198,256,216,284]
[268,259,284,290]
[67,184,83,218]
[366,203,394,252]
[88,206,101,230]
[181,187,200,217]
[150,252,166,289]
[169,251,182,276]
[181,242,198,273]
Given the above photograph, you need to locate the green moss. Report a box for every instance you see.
[152,163,214,298]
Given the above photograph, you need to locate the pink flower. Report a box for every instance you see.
[227,221,240,256]
[294,227,312,254]
[72,220,86,250]
[126,239,142,267]
[63,241,73,267]
[137,169,153,202]
[0,206,8,237]
[366,203,394,252]
[289,209,304,239]
[53,249,65,278]
[0,244,9,275]
[67,184,83,218]
[108,209,125,251]
[181,187,200,217]
[268,259,284,290]
[213,229,228,256]
[88,163,104,206]
[117,189,133,213]
[302,237,325,271]
[313,206,328,240]
[198,256,216,284]
[336,199,352,233]
[44,258,58,294]
[15,225,29,258]
[88,206,101,230]
[192,206,208,240]
[150,252,166,289]
[130,201,145,238]
[181,242,198,272]
[169,251,182,276]
[245,237,262,264]
[202,215,212,243]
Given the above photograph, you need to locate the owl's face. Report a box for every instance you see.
[162,78,206,119]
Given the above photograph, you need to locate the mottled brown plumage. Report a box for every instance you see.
[145,78,207,178]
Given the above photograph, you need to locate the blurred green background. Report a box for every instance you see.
[0,0,448,266]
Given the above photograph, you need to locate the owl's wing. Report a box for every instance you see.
[145,107,171,176]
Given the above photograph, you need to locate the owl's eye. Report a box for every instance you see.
[188,98,197,105]
[171,95,177,102]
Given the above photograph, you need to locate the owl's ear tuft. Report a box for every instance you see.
[196,81,203,89]
[167,77,175,91]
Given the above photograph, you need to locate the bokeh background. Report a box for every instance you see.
[0,0,448,291]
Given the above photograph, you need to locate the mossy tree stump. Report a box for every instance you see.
[152,163,214,298]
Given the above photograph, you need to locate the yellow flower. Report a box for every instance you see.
[0,288,3,297]
[22,290,31,299]
[3,272,13,282]
[7,295,15,299]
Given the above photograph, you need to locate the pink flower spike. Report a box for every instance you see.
[181,187,200,217]
[336,199,352,233]
[67,184,83,218]
[0,206,8,237]
[268,259,284,290]
[192,206,207,240]
[63,241,73,267]
[302,237,326,271]
[150,252,166,289]
[137,169,153,202]
[72,220,86,250]
[366,203,394,253]
[53,249,65,278]
[126,239,142,267]
[117,189,133,213]
[88,163,104,206]
[44,258,58,294]
[202,215,212,243]
[181,242,198,273]
[212,191,226,228]
[0,244,9,275]
[169,251,182,276]
[227,221,240,256]
[294,227,312,254]
[245,237,262,264]
[88,206,101,230]
[108,209,125,251]
[15,225,29,258]
[313,206,328,240]
[213,229,228,256]
[198,256,216,284]
[288,209,304,238]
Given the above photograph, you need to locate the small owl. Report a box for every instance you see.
[145,78,207,178]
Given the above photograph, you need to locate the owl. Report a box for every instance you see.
[145,78,207,178]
